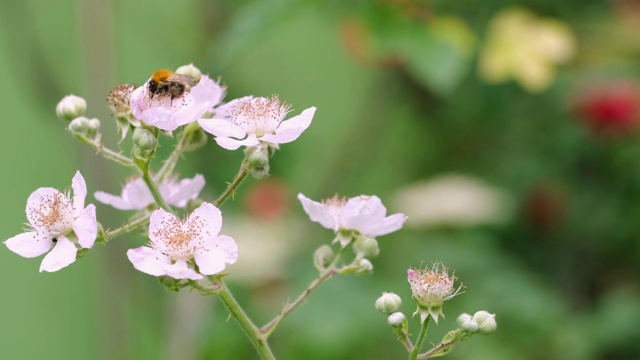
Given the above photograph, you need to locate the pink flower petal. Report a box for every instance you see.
[26,187,61,227]
[297,193,336,231]
[73,204,97,248]
[127,246,171,276]
[163,258,203,280]
[166,174,205,208]
[39,235,77,272]
[4,231,52,258]
[214,135,259,150]
[366,213,408,237]
[261,107,315,144]
[148,209,181,244]
[198,118,246,138]
[187,202,222,239]
[341,196,387,234]
[194,234,238,275]
[94,191,136,210]
[71,171,87,214]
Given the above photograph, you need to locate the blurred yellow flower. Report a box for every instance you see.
[478,7,576,92]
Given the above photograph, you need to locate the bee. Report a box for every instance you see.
[147,69,195,103]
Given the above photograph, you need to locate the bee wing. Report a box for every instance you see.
[167,74,196,87]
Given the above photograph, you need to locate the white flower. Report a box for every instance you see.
[130,74,225,131]
[4,171,98,272]
[298,193,407,247]
[127,202,238,280]
[94,174,205,211]
[407,262,464,324]
[199,95,316,150]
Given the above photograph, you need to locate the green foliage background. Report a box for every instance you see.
[1,1,639,359]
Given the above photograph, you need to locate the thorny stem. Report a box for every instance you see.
[101,213,152,242]
[261,246,349,337]
[73,133,135,167]
[211,276,275,360]
[417,330,461,359]
[409,316,430,360]
[396,327,414,352]
[213,163,248,208]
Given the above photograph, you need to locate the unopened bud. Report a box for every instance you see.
[313,245,335,271]
[244,144,271,179]
[457,313,478,333]
[87,118,101,137]
[57,95,87,121]
[473,311,497,334]
[375,292,402,314]
[387,312,407,329]
[68,116,90,134]
[352,235,379,258]
[176,63,202,83]
[133,127,158,152]
[357,258,373,273]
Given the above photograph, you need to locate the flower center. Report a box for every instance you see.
[28,191,74,235]
[150,214,208,260]
[323,194,347,228]
[230,96,289,137]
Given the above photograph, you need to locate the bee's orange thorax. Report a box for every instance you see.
[151,69,173,83]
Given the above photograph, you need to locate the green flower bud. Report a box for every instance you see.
[244,144,271,179]
[56,94,87,121]
[313,245,335,271]
[352,235,379,259]
[375,292,402,314]
[87,118,101,137]
[473,311,497,334]
[387,312,407,329]
[176,63,202,83]
[357,258,373,274]
[68,116,90,134]
[133,127,158,152]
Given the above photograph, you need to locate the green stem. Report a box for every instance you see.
[261,267,336,337]
[142,171,172,212]
[154,124,195,184]
[73,133,135,167]
[395,327,413,352]
[261,246,348,336]
[212,277,275,360]
[102,213,152,242]
[213,164,248,208]
[409,317,430,360]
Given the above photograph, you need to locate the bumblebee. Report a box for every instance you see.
[147,69,195,103]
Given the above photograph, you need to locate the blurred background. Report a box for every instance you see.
[2,0,640,359]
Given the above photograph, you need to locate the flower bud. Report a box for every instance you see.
[375,292,402,314]
[352,235,379,259]
[387,312,407,329]
[68,116,90,134]
[244,144,271,179]
[313,245,335,271]
[133,127,158,152]
[473,311,497,334]
[176,63,202,83]
[357,258,373,273]
[57,95,87,121]
[87,118,101,136]
[457,313,478,333]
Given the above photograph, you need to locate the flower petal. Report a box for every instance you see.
[127,246,171,276]
[148,208,181,245]
[198,118,246,138]
[39,235,77,272]
[341,195,387,234]
[72,171,87,214]
[261,107,315,144]
[297,193,336,231]
[93,191,135,210]
[214,135,260,150]
[26,187,62,227]
[187,202,222,239]
[4,231,52,258]
[365,213,408,237]
[194,235,238,275]
[163,258,203,280]
[166,174,205,208]
[73,204,98,248]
